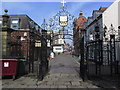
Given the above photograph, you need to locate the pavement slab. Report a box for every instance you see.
[2,54,118,89]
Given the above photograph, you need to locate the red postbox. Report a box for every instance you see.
[0,59,18,79]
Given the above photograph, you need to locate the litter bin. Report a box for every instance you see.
[0,59,18,80]
[17,59,26,76]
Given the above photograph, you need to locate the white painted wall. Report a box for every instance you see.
[103,0,119,39]
[86,0,120,62]
[58,39,64,44]
[102,0,120,62]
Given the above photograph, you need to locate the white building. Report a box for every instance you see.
[85,0,120,64]
[52,30,64,54]
[102,0,120,62]
[103,0,119,40]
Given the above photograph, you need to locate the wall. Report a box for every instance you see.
[117,0,120,61]
[103,0,119,37]
[103,0,120,62]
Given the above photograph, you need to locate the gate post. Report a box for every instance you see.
[86,45,89,78]
[80,37,84,81]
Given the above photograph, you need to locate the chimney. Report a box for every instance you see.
[79,11,83,17]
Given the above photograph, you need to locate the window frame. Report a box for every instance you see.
[11,18,20,30]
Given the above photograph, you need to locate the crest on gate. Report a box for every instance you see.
[59,16,68,27]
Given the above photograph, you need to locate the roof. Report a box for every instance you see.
[92,7,108,14]
[0,14,41,28]
[99,7,108,11]
[93,10,103,13]
[88,16,93,19]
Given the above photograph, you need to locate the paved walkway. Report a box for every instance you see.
[49,53,80,74]
[2,54,119,89]
[1,53,98,89]
[36,53,98,88]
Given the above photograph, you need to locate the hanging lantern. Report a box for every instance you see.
[95,26,99,32]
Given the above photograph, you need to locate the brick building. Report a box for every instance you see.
[73,11,87,56]
[1,14,46,73]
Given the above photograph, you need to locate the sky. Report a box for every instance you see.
[1,1,113,45]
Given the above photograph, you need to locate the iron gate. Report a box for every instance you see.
[86,38,120,76]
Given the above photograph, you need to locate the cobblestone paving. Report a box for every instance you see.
[1,54,120,89]
[36,73,98,88]
[35,53,98,88]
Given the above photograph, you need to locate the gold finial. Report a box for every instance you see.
[4,9,8,14]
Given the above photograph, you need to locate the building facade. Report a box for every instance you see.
[53,30,64,45]
[1,14,47,73]
[52,30,64,53]
[85,1,120,74]
[103,0,119,40]
[73,11,87,56]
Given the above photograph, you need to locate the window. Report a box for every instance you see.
[35,25,38,30]
[0,20,2,24]
[11,18,19,24]
[11,18,20,30]
[0,18,2,27]
[55,40,57,44]
[59,35,61,38]
[16,36,21,40]
[24,32,27,37]
[89,34,93,41]
[60,40,63,44]
[39,28,42,33]
[29,21,35,29]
